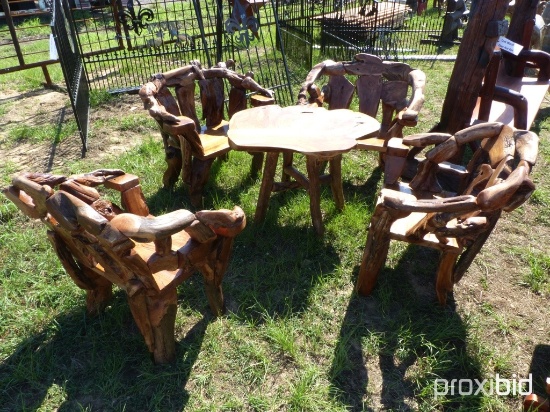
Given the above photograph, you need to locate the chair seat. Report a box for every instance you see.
[380,187,461,251]
[199,121,231,159]
[355,136,387,152]
[390,213,461,251]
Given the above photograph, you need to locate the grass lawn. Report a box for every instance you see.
[0,58,549,411]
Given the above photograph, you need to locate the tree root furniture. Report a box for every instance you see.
[227,104,380,235]
[3,169,246,363]
[296,53,426,185]
[139,59,274,208]
[356,122,539,305]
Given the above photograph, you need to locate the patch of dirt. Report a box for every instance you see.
[0,88,150,175]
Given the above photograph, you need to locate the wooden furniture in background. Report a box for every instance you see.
[356,122,538,305]
[139,60,274,208]
[228,104,380,235]
[296,53,426,185]
[472,2,550,131]
[3,170,246,363]
[473,49,550,129]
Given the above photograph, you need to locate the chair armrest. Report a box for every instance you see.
[509,49,550,81]
[69,169,126,187]
[383,194,478,213]
[110,210,196,242]
[195,206,246,237]
[407,69,426,113]
[477,161,534,211]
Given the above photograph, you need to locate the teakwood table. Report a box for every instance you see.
[228,104,381,235]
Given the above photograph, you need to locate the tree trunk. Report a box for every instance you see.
[437,0,509,135]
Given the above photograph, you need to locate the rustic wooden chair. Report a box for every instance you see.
[139,60,275,207]
[296,52,426,185]
[356,122,538,305]
[3,169,246,363]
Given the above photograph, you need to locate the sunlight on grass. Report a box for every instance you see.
[0,56,548,411]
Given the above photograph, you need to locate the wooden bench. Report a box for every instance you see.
[472,49,550,129]
[472,9,550,130]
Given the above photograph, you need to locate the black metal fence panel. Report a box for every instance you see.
[51,0,89,152]
[276,0,319,83]
[67,0,293,105]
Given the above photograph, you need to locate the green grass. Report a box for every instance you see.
[6,121,78,144]
[1,59,549,411]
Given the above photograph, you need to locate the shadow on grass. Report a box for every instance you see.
[144,153,264,215]
[0,290,211,411]
[329,245,483,411]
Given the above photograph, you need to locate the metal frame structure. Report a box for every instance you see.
[51,0,89,152]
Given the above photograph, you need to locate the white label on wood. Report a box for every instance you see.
[496,36,523,56]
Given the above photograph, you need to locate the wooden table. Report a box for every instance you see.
[227,104,380,235]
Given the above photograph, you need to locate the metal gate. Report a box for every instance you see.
[67,0,293,105]
[51,0,89,152]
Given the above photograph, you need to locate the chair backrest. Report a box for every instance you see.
[139,59,275,153]
[297,53,426,138]
[402,122,538,208]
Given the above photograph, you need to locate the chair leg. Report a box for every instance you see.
[453,211,501,283]
[83,267,113,316]
[196,236,237,316]
[249,152,264,178]
[255,152,279,223]
[282,152,293,183]
[163,146,182,187]
[356,206,395,296]
[190,157,214,208]
[127,288,178,364]
[149,290,178,364]
[329,154,345,211]
[306,156,324,236]
[435,250,460,306]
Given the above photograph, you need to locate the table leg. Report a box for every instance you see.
[255,151,279,223]
[329,154,345,211]
[306,156,324,236]
[282,152,293,183]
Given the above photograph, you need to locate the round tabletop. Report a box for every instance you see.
[228,105,380,156]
